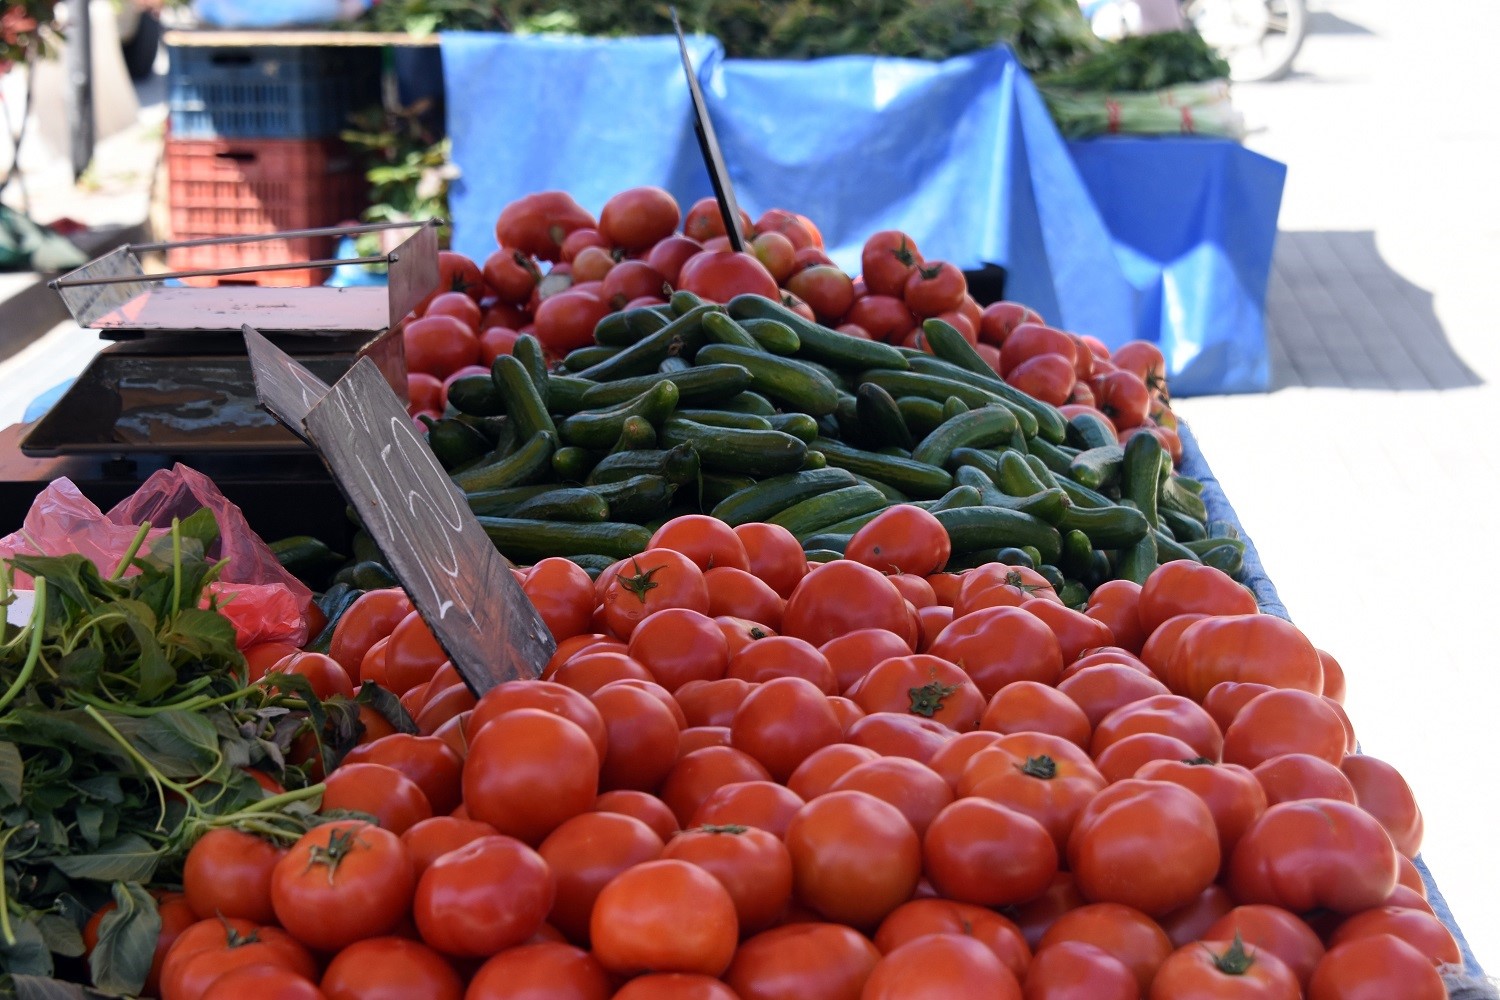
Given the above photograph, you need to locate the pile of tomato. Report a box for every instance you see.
[129,502,1463,1000]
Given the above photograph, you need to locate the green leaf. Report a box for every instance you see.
[356,683,420,736]
[56,646,105,690]
[35,913,85,959]
[89,883,159,997]
[75,802,105,848]
[51,834,159,883]
[176,508,221,552]
[5,710,123,762]
[0,917,55,978]
[106,710,219,779]
[12,974,113,1000]
[73,775,124,805]
[163,607,238,660]
[0,740,23,804]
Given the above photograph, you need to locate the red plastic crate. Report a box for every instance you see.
[166,137,367,287]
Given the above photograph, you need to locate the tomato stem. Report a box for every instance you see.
[1207,933,1257,976]
[305,826,363,885]
[1017,754,1058,780]
[698,824,749,835]
[618,559,663,603]
[908,677,959,719]
[1185,756,1215,766]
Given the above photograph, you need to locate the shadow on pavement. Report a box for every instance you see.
[1266,230,1483,391]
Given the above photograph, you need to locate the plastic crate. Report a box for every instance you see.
[168,44,382,139]
[166,137,367,287]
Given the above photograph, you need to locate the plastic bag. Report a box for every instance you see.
[0,465,313,649]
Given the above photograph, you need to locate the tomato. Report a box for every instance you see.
[887,573,937,609]
[999,323,1077,377]
[705,566,785,629]
[645,235,704,285]
[495,191,595,261]
[520,558,595,644]
[320,936,463,1000]
[732,522,806,598]
[594,789,679,841]
[861,231,923,297]
[424,290,483,331]
[1340,753,1424,858]
[343,733,463,816]
[1149,936,1300,999]
[874,899,1029,981]
[328,587,410,681]
[898,260,965,318]
[1327,906,1461,968]
[953,563,1061,615]
[532,289,609,357]
[1005,353,1075,407]
[1157,884,1236,949]
[1199,906,1324,988]
[162,917,320,1000]
[1167,614,1324,704]
[819,629,914,696]
[647,514,751,572]
[403,314,480,380]
[726,675,841,782]
[1229,798,1398,913]
[482,248,540,306]
[843,294,919,342]
[784,789,921,928]
[535,811,676,946]
[683,197,753,244]
[378,610,447,697]
[1306,935,1445,1000]
[677,250,779,303]
[598,259,666,310]
[1138,561,1257,635]
[727,635,835,691]
[929,606,1063,698]
[718,615,780,657]
[1202,681,1278,732]
[598,186,680,250]
[85,892,196,998]
[464,708,600,845]
[265,651,355,701]
[1023,940,1138,1000]
[924,796,1059,907]
[865,934,1022,1000]
[1134,758,1266,869]
[270,821,414,952]
[725,922,881,1000]
[976,301,1042,348]
[1222,688,1347,768]
[786,743,881,800]
[749,230,797,282]
[588,682,681,792]
[785,265,856,323]
[321,761,433,834]
[1253,753,1357,806]
[1317,648,1347,703]
[411,834,553,957]
[1017,601,1112,668]
[609,611,723,694]
[981,680,1091,748]
[843,504,951,576]
[661,823,793,935]
[470,679,608,759]
[1093,732,1202,784]
[686,781,800,838]
[849,653,984,731]
[601,549,710,639]
[844,712,954,763]
[199,964,325,1000]
[1091,694,1223,762]
[245,641,301,682]
[398,815,497,877]
[923,730,1002,792]
[464,941,612,1000]
[1037,903,1174,996]
[660,743,773,826]
[1093,370,1151,430]
[827,756,953,837]
[782,560,918,649]
[182,828,284,925]
[1139,612,1211,679]
[959,732,1105,854]
[675,677,755,729]
[589,859,738,976]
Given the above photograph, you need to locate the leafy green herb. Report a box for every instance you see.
[1037,30,1230,91]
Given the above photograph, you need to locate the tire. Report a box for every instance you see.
[1183,0,1308,83]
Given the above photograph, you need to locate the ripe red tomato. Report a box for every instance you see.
[413,834,554,957]
[677,250,779,303]
[463,708,600,845]
[1134,758,1267,869]
[1222,688,1348,768]
[727,634,835,691]
[1149,936,1301,999]
[399,816,498,877]
[1023,940,1138,1000]
[406,372,443,418]
[1093,370,1152,430]
[844,504,951,576]
[602,548,710,639]
[958,732,1107,853]
[924,797,1059,907]
[1306,935,1445,1000]
[1021,598,1116,665]
[1156,885,1236,948]
[660,745,772,827]
[826,756,953,837]
[850,653,983,731]
[523,557,596,643]
[183,828,284,925]
[929,606,1063,698]
[599,260,666,311]
[1006,353,1076,407]
[786,743,881,801]
[161,917,319,1000]
[749,231,797,283]
[977,301,1043,348]
[270,822,414,953]
[820,628,916,696]
[465,942,611,1000]
[593,789,680,841]
[1229,799,1399,914]
[705,566,786,629]
[724,922,881,1000]
[627,608,729,692]
[424,290,482,331]
[954,563,1061,615]
[1251,753,1357,807]
[782,560,917,649]
[844,712,954,764]
[998,323,1077,377]
[646,235,705,285]
[784,789,921,928]
[403,314,480,380]
[482,248,540,305]
[322,762,434,835]
[381,610,448,697]
[495,191,595,262]
[1167,615,1325,704]
[265,651,355,701]
[590,859,739,977]
[786,265,856,323]
[1340,753,1424,858]
[320,936,464,1000]
[415,250,485,314]
[875,899,1029,981]
[861,231,923,297]
[1090,694,1224,762]
[342,733,463,816]
[650,514,752,572]
[683,197,753,244]
[661,823,794,935]
[733,522,807,598]
[469,679,608,759]
[600,186,681,251]
[533,289,610,357]
[728,675,842,782]
[690,779,805,838]
[1138,561,1257,634]
[198,964,325,1000]
[980,680,1091,748]
[902,261,967,318]
[864,934,1022,1000]
[589,681,681,792]
[1037,903,1174,996]
[842,294,918,342]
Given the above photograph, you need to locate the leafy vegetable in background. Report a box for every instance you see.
[0,512,338,995]
[1037,30,1230,91]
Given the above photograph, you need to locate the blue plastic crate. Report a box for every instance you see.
[168,44,382,139]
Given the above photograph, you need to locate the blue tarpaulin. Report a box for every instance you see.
[440,33,1284,395]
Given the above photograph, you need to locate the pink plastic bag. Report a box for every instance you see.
[0,465,313,648]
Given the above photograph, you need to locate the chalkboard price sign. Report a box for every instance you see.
[672,8,748,253]
[243,324,333,435]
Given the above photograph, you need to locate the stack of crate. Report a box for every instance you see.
[165,44,382,286]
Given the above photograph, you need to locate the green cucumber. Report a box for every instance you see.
[1183,536,1246,559]
[953,465,1009,507]
[565,554,619,577]
[1056,476,1114,510]
[1197,541,1245,576]
[492,354,557,441]
[804,549,844,563]
[464,484,555,517]
[1023,454,1062,490]
[670,289,711,315]
[1163,508,1207,542]
[1056,504,1150,549]
[559,380,680,449]
[801,450,828,471]
[1070,444,1126,493]
[545,375,594,414]
[1154,528,1201,564]
[477,518,652,562]
[563,344,622,371]
[856,382,915,450]
[1025,436,1080,477]
[728,294,910,371]
[739,317,801,355]
[445,375,506,417]
[994,451,1051,497]
[595,305,671,346]
[931,506,1063,564]
[814,507,887,537]
[810,438,954,499]
[676,409,774,431]
[695,343,841,417]
[769,484,890,540]
[700,473,760,509]
[589,474,676,524]
[710,468,860,526]
[897,395,947,439]
[1122,430,1167,531]
[702,310,763,351]
[719,391,778,416]
[928,485,985,512]
[579,364,754,409]
[421,415,491,471]
[1115,534,1158,584]
[451,430,556,493]
[800,532,852,555]
[1162,474,1209,522]
[903,354,1062,443]
[509,487,610,523]
[1058,579,1089,608]
[577,304,713,381]
[1059,528,1095,580]
[660,418,808,477]
[551,445,595,481]
[512,335,550,407]
[850,474,910,503]
[610,415,658,453]
[860,369,1004,411]
[767,412,820,443]
[998,487,1072,525]
[1067,411,1118,451]
[585,444,700,487]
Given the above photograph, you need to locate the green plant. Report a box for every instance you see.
[341,103,457,266]
[354,0,507,36]
[0,1,60,68]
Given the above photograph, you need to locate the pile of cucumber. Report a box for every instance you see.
[412,291,1245,606]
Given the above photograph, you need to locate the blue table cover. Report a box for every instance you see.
[439,34,1284,395]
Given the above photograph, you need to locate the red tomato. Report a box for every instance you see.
[1318,648,1348,703]
[682,197,753,244]
[875,899,1029,981]
[1203,906,1325,988]
[646,235,705,285]
[1023,940,1138,1000]
[902,261,966,318]
[182,828,284,925]
[1228,799,1398,914]
[1149,936,1300,999]
[1095,370,1152,430]
[600,186,680,251]
[929,606,1064,699]
[861,231,923,297]
[977,301,1043,348]
[341,733,463,816]
[981,680,1091,748]
[413,834,552,957]
[785,790,921,929]
[522,557,596,644]
[1138,561,1258,634]
[403,315,480,380]
[729,676,842,782]
[660,745,772,827]
[675,677,755,729]
[690,780,805,839]
[864,934,1021,999]
[1203,681,1279,732]
[602,549,710,639]
[1037,903,1173,996]
[820,628,915,696]
[1012,874,1088,950]
[727,635,835,691]
[463,708,600,845]
[1253,753,1357,806]
[265,651,355,701]
[588,681,681,792]
[733,522,807,598]
[828,756,953,838]
[590,859,739,977]
[850,653,984,731]
[1306,935,1445,1000]
[1135,758,1267,869]
[1093,732,1202,784]
[1223,688,1348,768]
[424,290,482,331]
[594,789,680,842]
[477,324,522,364]
[536,810,670,944]
[677,250,779,303]
[399,816,498,877]
[705,566,785,629]
[1022,599,1116,666]
[844,712,954,764]
[999,323,1077,376]
[465,942,611,1000]
[661,823,793,935]
[786,743,882,801]
[161,917,318,1000]
[843,294,919,342]
[469,679,608,759]
[533,290,610,356]
[785,265,856,324]
[782,560,917,650]
[925,730,1003,792]
[495,191,595,262]
[244,641,301,682]
[482,247,540,305]
[1157,885,1237,949]
[959,732,1107,854]
[199,964,325,1000]
[954,564,1061,615]
[650,514,751,572]
[1340,753,1424,858]
[1091,694,1223,762]
[380,610,448,696]
[270,821,414,953]
[600,260,668,310]
[724,922,881,1000]
[415,250,484,313]
[1057,665,1171,734]
[1167,614,1324,704]
[844,504,951,576]
[628,608,730,691]
[924,796,1059,907]
[1006,353,1076,406]
[320,936,464,1000]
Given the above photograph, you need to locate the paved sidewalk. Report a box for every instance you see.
[1175,0,1500,972]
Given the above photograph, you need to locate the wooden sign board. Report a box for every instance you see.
[672,8,748,252]
[246,338,554,693]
